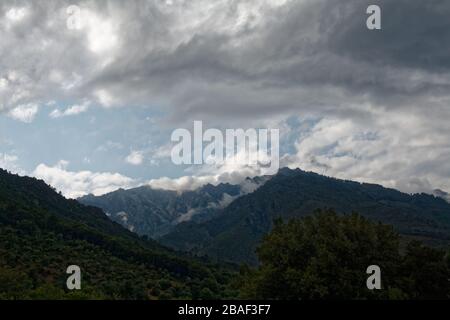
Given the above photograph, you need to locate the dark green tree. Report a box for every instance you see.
[239,210,449,300]
[399,241,450,299]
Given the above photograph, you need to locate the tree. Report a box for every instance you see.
[0,267,32,299]
[239,210,450,300]
[399,241,450,299]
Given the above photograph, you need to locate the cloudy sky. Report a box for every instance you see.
[1,0,450,198]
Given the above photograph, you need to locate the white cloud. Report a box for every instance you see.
[5,7,28,22]
[7,103,38,123]
[49,102,89,118]
[94,89,116,107]
[285,111,450,195]
[147,166,265,191]
[148,175,219,191]
[82,10,119,55]
[0,77,8,89]
[0,153,23,174]
[148,129,281,190]
[125,150,144,166]
[33,161,137,198]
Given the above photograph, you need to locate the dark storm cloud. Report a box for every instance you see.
[2,0,449,122]
[330,0,450,72]
[70,0,450,124]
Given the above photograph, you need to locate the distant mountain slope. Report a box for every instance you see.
[160,168,450,265]
[79,178,267,238]
[0,169,235,299]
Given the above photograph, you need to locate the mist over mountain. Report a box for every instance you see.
[433,189,450,203]
[160,168,450,265]
[78,177,268,238]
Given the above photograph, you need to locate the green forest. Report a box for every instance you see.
[1,169,449,299]
[0,169,237,300]
[239,211,450,300]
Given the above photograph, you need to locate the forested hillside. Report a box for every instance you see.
[0,169,236,299]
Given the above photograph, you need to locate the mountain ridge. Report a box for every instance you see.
[160,168,450,265]
[78,177,268,238]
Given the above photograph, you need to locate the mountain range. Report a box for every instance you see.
[2,166,450,298]
[79,168,450,266]
[78,177,268,238]
[161,168,450,264]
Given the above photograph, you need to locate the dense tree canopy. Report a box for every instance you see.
[0,169,237,300]
[239,210,450,300]
[2,168,449,300]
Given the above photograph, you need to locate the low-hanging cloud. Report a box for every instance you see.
[33,160,137,198]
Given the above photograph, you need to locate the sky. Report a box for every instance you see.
[1,0,450,199]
